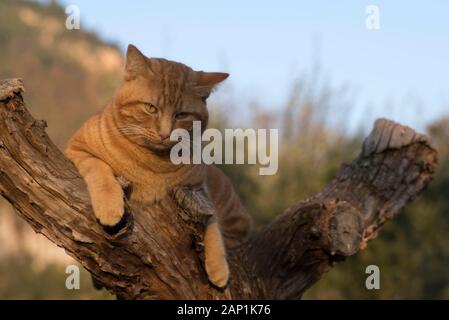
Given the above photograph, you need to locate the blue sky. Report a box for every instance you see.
[55,0,449,131]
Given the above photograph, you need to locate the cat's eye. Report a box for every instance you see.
[143,102,158,114]
[175,112,192,120]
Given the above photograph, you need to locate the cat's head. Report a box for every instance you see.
[111,44,228,154]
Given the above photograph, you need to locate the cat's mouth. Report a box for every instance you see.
[143,139,177,155]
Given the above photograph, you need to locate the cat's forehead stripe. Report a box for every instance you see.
[156,64,188,110]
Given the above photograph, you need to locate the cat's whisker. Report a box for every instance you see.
[106,124,206,149]
[101,126,143,138]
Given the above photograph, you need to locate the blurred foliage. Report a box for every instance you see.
[0,253,112,299]
[0,0,118,299]
[211,60,449,300]
[0,0,121,147]
[0,0,448,299]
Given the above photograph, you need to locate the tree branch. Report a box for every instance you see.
[0,78,437,299]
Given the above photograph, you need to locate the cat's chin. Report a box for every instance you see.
[144,142,174,156]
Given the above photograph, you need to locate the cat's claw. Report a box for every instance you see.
[99,209,132,236]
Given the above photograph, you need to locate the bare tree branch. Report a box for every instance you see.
[0,78,437,299]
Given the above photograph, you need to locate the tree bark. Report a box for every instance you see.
[0,78,437,299]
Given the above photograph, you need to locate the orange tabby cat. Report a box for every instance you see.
[65,45,252,288]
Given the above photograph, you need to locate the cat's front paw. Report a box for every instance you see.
[100,210,131,235]
[94,197,130,235]
[205,256,230,289]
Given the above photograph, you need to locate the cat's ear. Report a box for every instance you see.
[125,44,149,81]
[194,71,229,97]
[195,71,229,88]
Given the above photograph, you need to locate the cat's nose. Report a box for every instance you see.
[158,118,173,140]
[158,130,171,140]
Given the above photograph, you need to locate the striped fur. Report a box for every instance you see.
[65,45,252,287]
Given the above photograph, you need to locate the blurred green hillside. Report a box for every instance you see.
[212,78,449,299]
[0,0,122,147]
[0,0,118,299]
[0,0,448,299]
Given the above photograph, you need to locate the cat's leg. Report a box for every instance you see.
[205,166,253,249]
[204,215,229,288]
[172,185,229,288]
[81,158,126,231]
[67,150,126,233]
